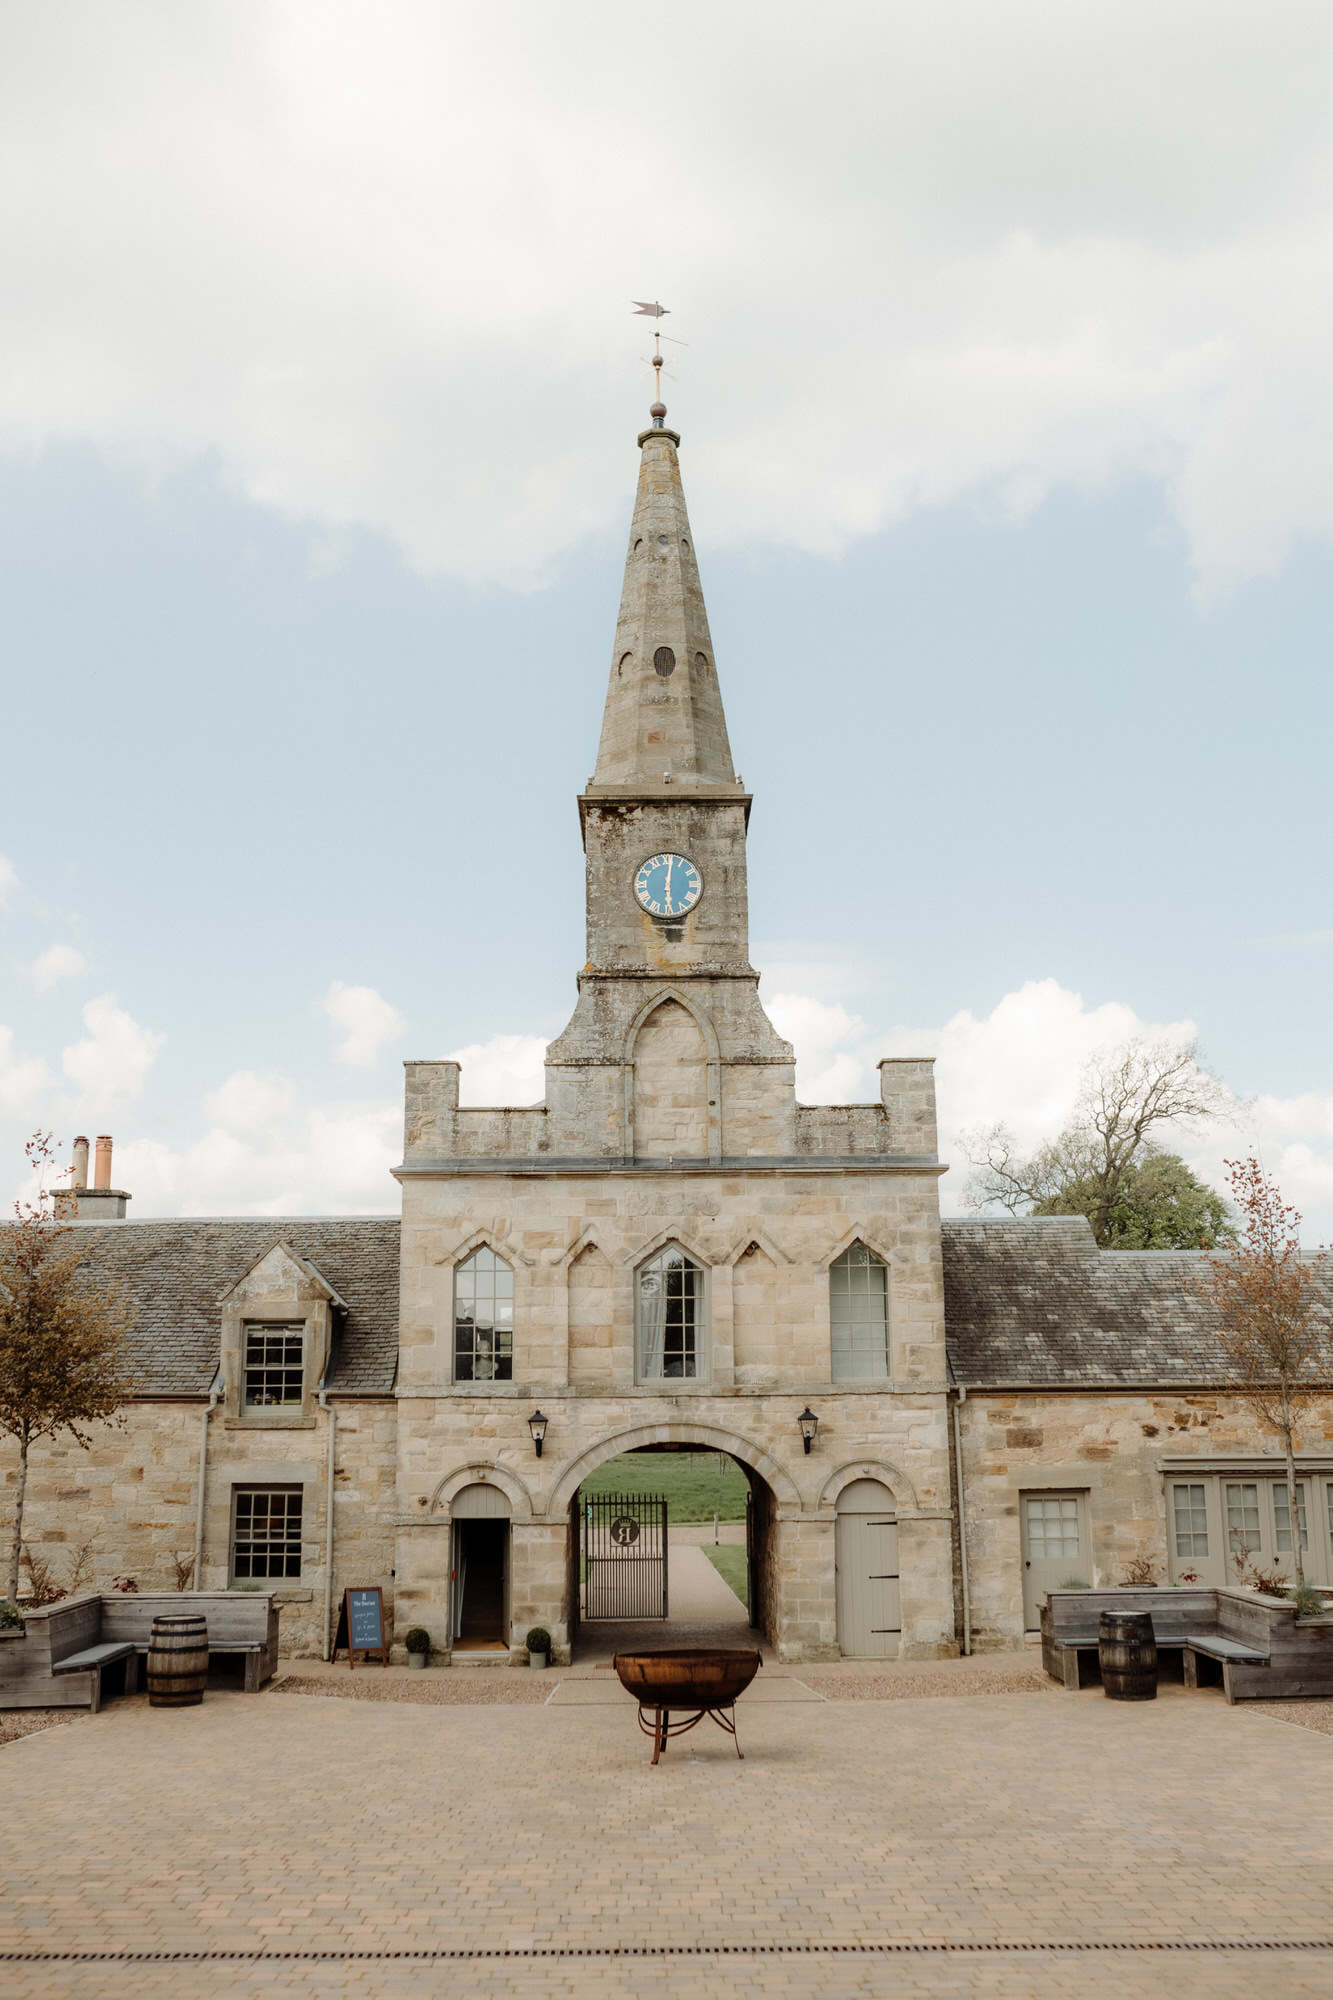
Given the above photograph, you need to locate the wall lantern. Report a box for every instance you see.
[527,1409,549,1458]
[797,1407,819,1455]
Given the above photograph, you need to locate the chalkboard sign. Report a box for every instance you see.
[332,1586,388,1669]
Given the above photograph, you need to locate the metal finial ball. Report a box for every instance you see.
[650,402,667,419]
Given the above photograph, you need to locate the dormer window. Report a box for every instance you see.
[243,1323,305,1408]
[454,1249,514,1382]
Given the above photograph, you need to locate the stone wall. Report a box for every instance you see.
[956,1387,1333,1651]
[0,1394,397,1659]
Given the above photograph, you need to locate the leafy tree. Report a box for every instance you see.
[1033,1149,1236,1249]
[1191,1159,1330,1585]
[962,1036,1231,1248]
[0,1134,136,1602]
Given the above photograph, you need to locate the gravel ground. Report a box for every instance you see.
[269,1672,551,1706]
[809,1667,1053,1700]
[0,1709,79,1749]
[268,1663,1055,1707]
[1246,1698,1333,1736]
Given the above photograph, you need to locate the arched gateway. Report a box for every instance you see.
[391,406,956,1669]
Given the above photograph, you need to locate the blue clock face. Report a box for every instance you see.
[634,852,703,919]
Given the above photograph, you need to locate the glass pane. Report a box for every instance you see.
[1025,1495,1081,1559]
[243,1322,305,1407]
[638,1247,700,1379]
[830,1244,889,1382]
[1226,1482,1261,1556]
[1173,1482,1209,1558]
[454,1249,514,1382]
[1274,1482,1309,1553]
[232,1487,303,1581]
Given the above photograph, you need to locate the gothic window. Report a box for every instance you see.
[637,1245,703,1381]
[231,1486,303,1582]
[454,1248,514,1383]
[243,1322,305,1408]
[829,1243,890,1381]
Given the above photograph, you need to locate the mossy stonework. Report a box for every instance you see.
[4,418,1331,1664]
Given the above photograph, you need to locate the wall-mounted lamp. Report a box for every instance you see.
[527,1409,549,1458]
[797,1407,819,1456]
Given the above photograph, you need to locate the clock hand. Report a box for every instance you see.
[664,854,674,912]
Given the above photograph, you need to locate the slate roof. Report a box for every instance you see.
[0,1219,400,1396]
[942,1214,1333,1388]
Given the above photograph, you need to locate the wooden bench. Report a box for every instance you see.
[0,1593,279,1710]
[1182,1633,1271,1704]
[127,1639,268,1692]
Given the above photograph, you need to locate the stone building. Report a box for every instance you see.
[5,413,1331,1662]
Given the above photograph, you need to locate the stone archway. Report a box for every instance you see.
[552,1421,798,1656]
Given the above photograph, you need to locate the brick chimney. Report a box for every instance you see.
[62,1131,131,1222]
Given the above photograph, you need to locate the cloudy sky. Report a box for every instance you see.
[3,1,1332,1230]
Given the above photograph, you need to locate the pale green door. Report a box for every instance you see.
[835,1478,900,1659]
[1021,1491,1087,1629]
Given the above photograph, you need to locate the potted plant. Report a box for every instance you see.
[526,1626,551,1669]
[404,1626,432,1669]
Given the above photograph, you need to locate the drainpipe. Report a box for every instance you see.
[951,1385,972,1657]
[193,1371,222,1591]
[318,1386,336,1662]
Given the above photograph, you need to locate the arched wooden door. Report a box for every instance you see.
[835,1478,900,1659]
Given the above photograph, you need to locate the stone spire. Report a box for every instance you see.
[591,426,737,789]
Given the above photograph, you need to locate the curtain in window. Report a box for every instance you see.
[639,1261,668,1378]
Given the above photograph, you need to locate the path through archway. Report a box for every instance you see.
[570,1443,774,1663]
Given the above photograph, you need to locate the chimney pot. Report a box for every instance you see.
[93,1134,113,1191]
[71,1135,90,1191]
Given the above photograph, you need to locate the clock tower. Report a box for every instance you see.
[544,417,797,1160]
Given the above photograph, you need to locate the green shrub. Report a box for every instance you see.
[0,1597,22,1629]
[1057,1577,1090,1590]
[403,1627,432,1655]
[1287,1583,1327,1619]
[526,1627,552,1654]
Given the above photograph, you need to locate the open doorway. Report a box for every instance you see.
[571,1444,773,1660]
[451,1482,510,1655]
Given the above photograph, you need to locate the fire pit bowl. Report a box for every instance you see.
[613,1647,763,1764]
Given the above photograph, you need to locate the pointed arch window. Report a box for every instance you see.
[830,1243,890,1382]
[637,1245,704,1382]
[454,1248,514,1383]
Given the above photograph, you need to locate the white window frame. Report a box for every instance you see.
[635,1243,708,1385]
[828,1242,891,1383]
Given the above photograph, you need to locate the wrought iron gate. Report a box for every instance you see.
[581,1492,668,1619]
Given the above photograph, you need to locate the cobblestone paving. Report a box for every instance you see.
[5,1686,1333,1999]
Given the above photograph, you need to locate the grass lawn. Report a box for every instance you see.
[578,1450,749,1522]
[701,1542,749,1609]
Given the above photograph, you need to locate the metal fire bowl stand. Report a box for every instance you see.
[613,1648,763,1765]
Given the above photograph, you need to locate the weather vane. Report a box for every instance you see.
[632,301,687,427]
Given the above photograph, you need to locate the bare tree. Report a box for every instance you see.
[0,1134,136,1602]
[961,1037,1231,1247]
[1191,1160,1330,1585]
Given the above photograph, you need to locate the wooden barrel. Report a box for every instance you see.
[147,1613,209,1708]
[1098,1609,1157,1701]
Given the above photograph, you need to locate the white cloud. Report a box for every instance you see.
[767,973,1333,1240]
[115,1071,401,1216]
[0,1025,50,1115]
[0,5,1330,587]
[0,855,18,905]
[448,1034,549,1106]
[60,992,165,1107]
[319,980,406,1069]
[30,944,87,995]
